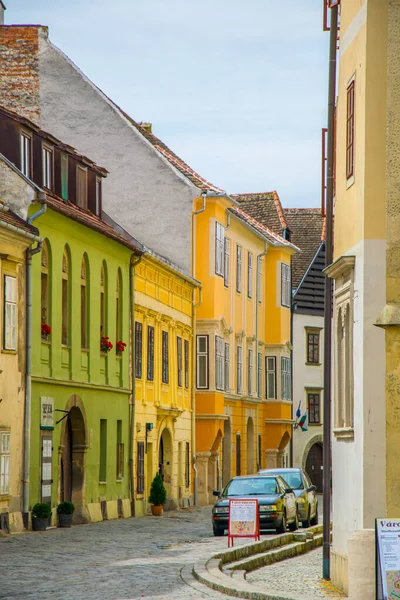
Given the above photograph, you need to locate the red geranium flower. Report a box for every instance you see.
[116,340,127,353]
[100,336,113,352]
[41,323,51,336]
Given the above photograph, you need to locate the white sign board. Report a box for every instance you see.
[376,519,400,599]
[228,499,259,547]
[40,397,54,430]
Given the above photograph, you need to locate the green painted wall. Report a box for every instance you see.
[28,206,134,511]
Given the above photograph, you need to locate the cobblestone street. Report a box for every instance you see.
[0,505,344,600]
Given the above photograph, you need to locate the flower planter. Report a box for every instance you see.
[32,517,49,531]
[58,513,73,528]
[151,505,163,516]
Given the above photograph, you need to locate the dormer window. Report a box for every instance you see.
[96,177,102,215]
[20,132,31,178]
[76,165,88,209]
[42,145,53,189]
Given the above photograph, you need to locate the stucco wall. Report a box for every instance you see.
[0,159,35,220]
[36,32,196,275]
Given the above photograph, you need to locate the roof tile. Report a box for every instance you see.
[0,207,39,236]
[232,191,287,234]
[230,206,300,252]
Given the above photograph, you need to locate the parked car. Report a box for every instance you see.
[258,468,318,528]
[211,474,298,536]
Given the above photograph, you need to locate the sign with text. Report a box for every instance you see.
[40,397,54,430]
[228,499,260,547]
[376,519,400,599]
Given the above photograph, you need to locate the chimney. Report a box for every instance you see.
[0,2,6,25]
[139,122,152,134]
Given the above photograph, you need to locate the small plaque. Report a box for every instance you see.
[40,397,54,430]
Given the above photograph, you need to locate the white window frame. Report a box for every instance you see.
[224,342,230,392]
[248,348,253,395]
[0,432,10,495]
[257,352,262,398]
[42,144,53,189]
[215,336,224,391]
[257,256,262,303]
[20,132,31,178]
[281,356,292,400]
[248,252,253,298]
[237,345,242,394]
[215,222,224,276]
[196,335,209,389]
[236,245,242,293]
[266,356,276,399]
[4,275,17,350]
[281,263,291,308]
[224,238,230,287]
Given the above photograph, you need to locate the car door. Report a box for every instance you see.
[279,478,296,520]
[304,472,317,517]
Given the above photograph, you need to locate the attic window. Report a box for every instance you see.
[76,166,88,209]
[42,145,53,190]
[20,132,31,178]
[96,178,102,216]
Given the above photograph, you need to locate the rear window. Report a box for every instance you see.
[223,477,278,496]
[279,472,304,490]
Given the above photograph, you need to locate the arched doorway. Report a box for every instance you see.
[59,401,87,523]
[305,442,323,492]
[158,428,173,499]
[247,417,255,474]
[222,419,232,487]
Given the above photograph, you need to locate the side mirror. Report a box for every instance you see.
[309,485,317,492]
[285,487,293,494]
[213,490,220,497]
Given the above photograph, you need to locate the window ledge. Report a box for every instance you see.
[0,493,11,499]
[61,345,70,349]
[309,423,322,427]
[116,479,123,483]
[81,348,89,353]
[99,481,107,485]
[333,426,354,440]
[1,349,17,355]
[346,175,355,190]
[41,338,51,345]
[305,362,322,367]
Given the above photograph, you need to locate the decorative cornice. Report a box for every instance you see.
[375,304,400,329]
[264,418,296,425]
[196,414,229,421]
[324,255,355,279]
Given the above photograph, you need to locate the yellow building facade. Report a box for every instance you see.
[132,252,198,515]
[193,194,298,505]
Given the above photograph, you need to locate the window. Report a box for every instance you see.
[224,343,230,392]
[184,339,189,389]
[281,357,292,400]
[135,322,143,378]
[346,80,355,180]
[236,433,241,476]
[147,325,154,381]
[116,271,122,341]
[116,420,124,480]
[99,419,107,482]
[185,442,190,488]
[281,263,291,307]
[236,245,242,293]
[42,145,53,189]
[137,441,145,494]
[61,250,69,345]
[248,252,253,298]
[215,222,224,276]
[307,331,320,364]
[257,257,262,303]
[258,352,262,398]
[224,238,230,287]
[3,276,16,350]
[80,257,88,349]
[41,243,49,333]
[96,177,102,215]
[162,330,169,384]
[215,336,224,391]
[100,263,106,337]
[177,336,183,387]
[61,154,68,200]
[76,165,88,209]
[248,348,253,395]
[20,133,31,178]
[266,356,276,399]
[237,346,242,394]
[196,335,209,389]
[0,432,10,494]
[308,392,321,424]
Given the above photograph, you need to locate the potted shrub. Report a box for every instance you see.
[57,501,75,527]
[32,502,51,531]
[148,472,167,516]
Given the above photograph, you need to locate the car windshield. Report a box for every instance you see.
[223,477,278,497]
[279,472,303,490]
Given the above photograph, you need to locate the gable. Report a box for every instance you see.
[293,243,325,316]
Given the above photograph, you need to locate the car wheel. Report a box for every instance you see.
[302,507,311,528]
[288,512,299,532]
[276,512,286,534]
[310,506,318,526]
[213,526,224,537]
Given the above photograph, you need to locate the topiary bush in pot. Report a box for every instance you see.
[148,472,167,516]
[32,502,52,531]
[57,501,75,528]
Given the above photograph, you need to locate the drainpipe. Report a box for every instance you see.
[23,194,46,525]
[323,2,338,581]
[129,253,143,517]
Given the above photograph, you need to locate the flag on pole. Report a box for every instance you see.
[298,412,308,432]
[296,401,301,419]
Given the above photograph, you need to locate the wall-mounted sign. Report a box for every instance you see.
[40,397,54,430]
[228,499,260,547]
[376,519,400,599]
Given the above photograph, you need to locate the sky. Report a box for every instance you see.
[5,1,329,208]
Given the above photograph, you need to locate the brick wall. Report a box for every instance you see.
[0,26,47,125]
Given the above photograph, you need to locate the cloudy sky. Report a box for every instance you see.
[5,1,329,207]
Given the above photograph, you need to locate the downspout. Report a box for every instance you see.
[191,191,207,505]
[323,2,338,581]
[129,253,143,517]
[23,193,47,525]
[256,244,268,470]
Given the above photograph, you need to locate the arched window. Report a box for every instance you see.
[116,269,122,341]
[81,256,88,349]
[100,262,107,336]
[41,241,50,329]
[61,248,70,345]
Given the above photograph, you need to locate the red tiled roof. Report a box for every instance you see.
[44,193,143,253]
[0,207,39,236]
[232,191,287,234]
[230,206,300,252]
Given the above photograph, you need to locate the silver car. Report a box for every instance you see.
[258,468,318,528]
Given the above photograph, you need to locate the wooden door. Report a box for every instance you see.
[305,443,323,492]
